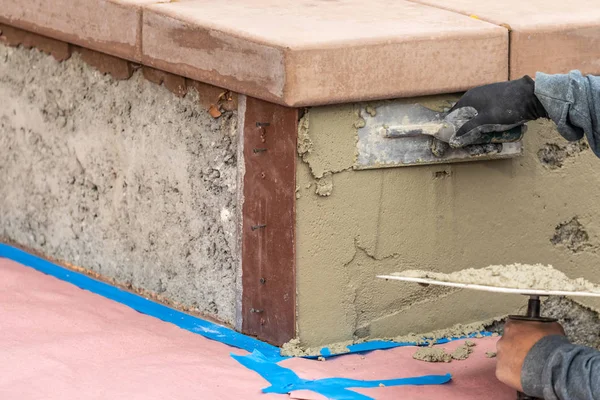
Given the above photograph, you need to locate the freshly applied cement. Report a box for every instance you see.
[296,99,600,347]
[0,44,239,324]
[281,319,497,357]
[395,264,600,293]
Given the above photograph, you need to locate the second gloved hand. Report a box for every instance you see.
[449,76,548,148]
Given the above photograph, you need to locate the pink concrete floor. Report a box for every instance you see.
[0,258,515,399]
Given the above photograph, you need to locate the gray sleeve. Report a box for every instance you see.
[534,71,600,157]
[521,335,600,400]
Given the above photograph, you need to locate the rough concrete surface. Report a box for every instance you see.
[537,140,589,169]
[551,216,591,253]
[0,44,239,324]
[296,100,600,347]
[484,296,600,349]
[543,296,600,348]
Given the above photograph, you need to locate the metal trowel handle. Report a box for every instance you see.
[382,124,524,145]
[509,296,557,400]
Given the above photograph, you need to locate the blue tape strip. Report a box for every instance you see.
[310,331,493,359]
[0,244,284,362]
[232,350,452,400]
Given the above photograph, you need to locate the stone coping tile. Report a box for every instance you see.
[2,0,598,105]
[0,0,170,62]
[141,0,508,106]
[410,0,600,78]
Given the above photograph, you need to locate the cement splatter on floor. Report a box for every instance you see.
[413,340,476,363]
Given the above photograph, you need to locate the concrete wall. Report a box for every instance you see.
[0,44,240,325]
[296,99,600,347]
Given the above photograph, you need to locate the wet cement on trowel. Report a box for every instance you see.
[395,263,600,293]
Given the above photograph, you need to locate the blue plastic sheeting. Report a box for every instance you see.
[309,332,493,359]
[232,350,452,400]
[0,244,284,362]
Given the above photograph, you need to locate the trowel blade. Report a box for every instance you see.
[377,275,600,298]
[355,102,523,169]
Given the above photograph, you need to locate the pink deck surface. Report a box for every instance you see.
[0,258,515,400]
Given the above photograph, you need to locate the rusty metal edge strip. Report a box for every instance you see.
[241,95,297,346]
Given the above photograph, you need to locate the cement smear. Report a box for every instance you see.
[551,217,591,253]
[537,140,589,169]
[315,172,334,197]
[281,338,351,357]
[412,340,475,363]
[394,264,600,293]
[0,44,239,324]
[450,341,475,360]
[281,320,496,357]
[297,112,312,160]
[413,347,452,363]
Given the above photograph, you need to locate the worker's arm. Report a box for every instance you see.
[535,71,600,156]
[522,335,600,399]
[496,319,600,400]
[450,71,600,157]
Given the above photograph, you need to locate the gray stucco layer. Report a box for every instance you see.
[0,44,239,324]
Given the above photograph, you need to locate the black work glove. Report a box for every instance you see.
[448,76,548,148]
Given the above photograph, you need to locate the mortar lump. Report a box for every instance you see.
[393,263,600,293]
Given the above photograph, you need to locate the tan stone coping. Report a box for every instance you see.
[1,0,598,106]
[412,0,600,79]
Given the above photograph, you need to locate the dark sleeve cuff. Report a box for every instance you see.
[521,335,571,397]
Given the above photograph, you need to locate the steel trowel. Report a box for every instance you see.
[355,102,524,168]
[379,106,524,157]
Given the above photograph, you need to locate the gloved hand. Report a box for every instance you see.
[449,76,548,148]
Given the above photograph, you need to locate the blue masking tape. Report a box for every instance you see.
[232,350,452,400]
[0,244,284,361]
[320,347,332,356]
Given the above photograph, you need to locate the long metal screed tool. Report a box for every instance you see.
[377,274,600,400]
